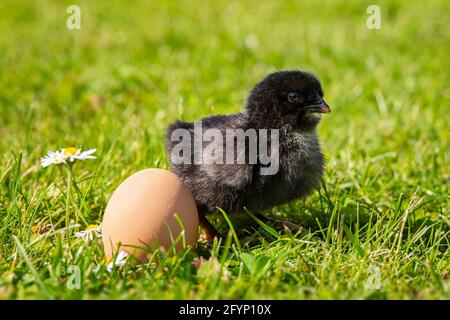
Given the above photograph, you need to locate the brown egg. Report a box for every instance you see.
[102,168,199,261]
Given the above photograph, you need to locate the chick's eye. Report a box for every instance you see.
[287,92,301,103]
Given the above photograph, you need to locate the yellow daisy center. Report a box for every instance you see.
[63,147,78,156]
[86,224,99,231]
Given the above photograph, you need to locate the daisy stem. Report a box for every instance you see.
[69,165,89,226]
[65,165,72,247]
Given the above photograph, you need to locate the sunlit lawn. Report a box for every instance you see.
[0,0,448,299]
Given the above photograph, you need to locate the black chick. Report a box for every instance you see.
[165,70,331,237]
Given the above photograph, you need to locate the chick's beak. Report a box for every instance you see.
[305,100,331,114]
[318,101,331,113]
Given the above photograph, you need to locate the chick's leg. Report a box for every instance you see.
[198,210,222,243]
[255,213,302,232]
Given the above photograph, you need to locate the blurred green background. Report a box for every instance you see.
[0,0,448,299]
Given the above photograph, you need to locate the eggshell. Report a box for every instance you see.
[102,168,199,261]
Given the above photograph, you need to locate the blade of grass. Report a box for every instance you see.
[216,207,241,253]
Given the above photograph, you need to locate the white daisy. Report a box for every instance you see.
[40,147,97,168]
[62,147,97,162]
[74,224,102,242]
[40,150,67,167]
[106,251,128,272]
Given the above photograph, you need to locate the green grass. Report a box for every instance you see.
[0,0,449,299]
